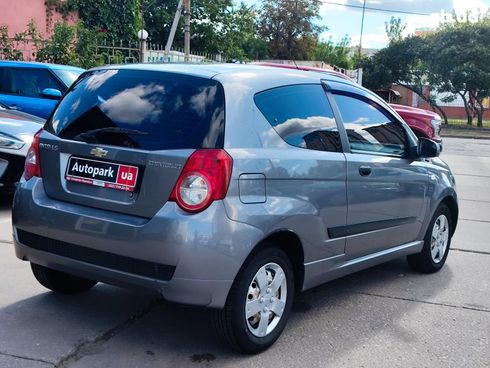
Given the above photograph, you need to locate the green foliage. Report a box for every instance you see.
[360,35,448,123]
[314,35,352,69]
[258,0,325,60]
[34,21,106,68]
[0,26,24,60]
[36,22,77,65]
[143,0,266,61]
[74,22,107,68]
[362,14,490,126]
[385,17,406,44]
[67,0,140,42]
[425,18,490,126]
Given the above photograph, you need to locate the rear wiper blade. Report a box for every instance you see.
[73,127,149,141]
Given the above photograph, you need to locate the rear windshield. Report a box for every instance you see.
[46,69,225,150]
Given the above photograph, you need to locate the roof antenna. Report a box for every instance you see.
[292,59,299,70]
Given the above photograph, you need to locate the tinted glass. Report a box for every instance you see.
[333,93,407,156]
[9,68,62,97]
[0,67,6,93]
[52,69,83,88]
[47,69,225,150]
[255,84,341,152]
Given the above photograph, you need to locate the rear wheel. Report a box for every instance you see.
[407,203,452,273]
[214,246,294,354]
[31,263,97,294]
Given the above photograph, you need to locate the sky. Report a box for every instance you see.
[243,0,490,49]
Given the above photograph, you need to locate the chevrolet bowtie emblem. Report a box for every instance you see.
[90,147,108,158]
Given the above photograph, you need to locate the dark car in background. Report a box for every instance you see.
[0,102,44,193]
[0,61,84,119]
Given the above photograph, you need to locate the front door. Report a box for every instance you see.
[331,92,428,259]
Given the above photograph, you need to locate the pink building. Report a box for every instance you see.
[0,0,78,59]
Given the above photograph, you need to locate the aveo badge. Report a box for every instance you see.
[65,157,139,192]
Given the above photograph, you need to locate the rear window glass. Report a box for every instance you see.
[254,84,342,153]
[47,69,225,150]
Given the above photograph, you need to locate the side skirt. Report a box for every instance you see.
[302,240,424,291]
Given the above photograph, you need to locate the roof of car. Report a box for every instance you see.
[96,63,355,87]
[0,60,84,72]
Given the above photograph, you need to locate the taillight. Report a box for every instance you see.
[169,149,233,213]
[23,129,43,181]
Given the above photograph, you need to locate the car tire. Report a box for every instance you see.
[31,263,98,294]
[214,245,294,354]
[407,203,453,273]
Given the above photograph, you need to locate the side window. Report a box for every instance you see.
[333,93,408,156]
[255,84,342,152]
[9,68,62,98]
[0,67,6,93]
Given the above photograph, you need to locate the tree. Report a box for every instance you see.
[314,35,352,69]
[35,21,106,68]
[0,26,24,60]
[142,0,265,60]
[67,0,140,42]
[219,3,268,61]
[361,35,449,123]
[425,18,490,126]
[385,16,406,44]
[258,0,325,60]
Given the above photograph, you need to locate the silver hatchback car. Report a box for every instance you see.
[12,64,458,353]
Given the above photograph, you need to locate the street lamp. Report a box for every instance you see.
[138,29,149,63]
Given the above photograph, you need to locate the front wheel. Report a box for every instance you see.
[214,246,294,354]
[407,203,453,273]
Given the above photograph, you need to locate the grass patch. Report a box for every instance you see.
[446,119,490,128]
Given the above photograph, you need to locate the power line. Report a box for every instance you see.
[322,1,433,16]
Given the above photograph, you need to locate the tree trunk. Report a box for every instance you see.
[470,91,484,127]
[398,83,448,124]
[458,92,473,125]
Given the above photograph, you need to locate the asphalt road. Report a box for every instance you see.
[0,137,488,368]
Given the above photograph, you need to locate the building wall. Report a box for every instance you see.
[0,0,78,37]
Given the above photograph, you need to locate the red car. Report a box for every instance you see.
[257,63,443,145]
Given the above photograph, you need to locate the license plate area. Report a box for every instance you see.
[65,157,139,192]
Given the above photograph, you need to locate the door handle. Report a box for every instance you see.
[8,104,19,111]
[359,166,372,176]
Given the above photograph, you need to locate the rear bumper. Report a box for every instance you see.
[12,178,263,308]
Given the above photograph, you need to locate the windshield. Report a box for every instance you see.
[52,69,83,87]
[47,69,226,150]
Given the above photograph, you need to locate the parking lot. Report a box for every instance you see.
[0,136,488,368]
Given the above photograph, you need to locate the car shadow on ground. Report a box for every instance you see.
[0,256,454,366]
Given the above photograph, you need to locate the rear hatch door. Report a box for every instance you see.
[39,68,225,218]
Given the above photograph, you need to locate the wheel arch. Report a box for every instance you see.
[440,195,459,236]
[248,229,305,294]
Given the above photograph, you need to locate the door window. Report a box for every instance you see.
[0,67,6,93]
[255,84,342,152]
[8,68,62,98]
[333,93,408,156]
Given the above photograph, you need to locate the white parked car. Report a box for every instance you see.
[0,102,44,193]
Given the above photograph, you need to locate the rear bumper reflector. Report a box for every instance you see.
[17,229,176,281]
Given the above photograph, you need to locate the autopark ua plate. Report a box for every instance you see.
[65,157,139,192]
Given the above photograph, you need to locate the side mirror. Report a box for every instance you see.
[418,137,440,158]
[41,88,62,100]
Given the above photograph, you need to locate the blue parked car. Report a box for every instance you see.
[0,61,84,119]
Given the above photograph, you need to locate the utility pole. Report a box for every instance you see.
[184,0,191,62]
[165,0,184,58]
[358,0,366,58]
